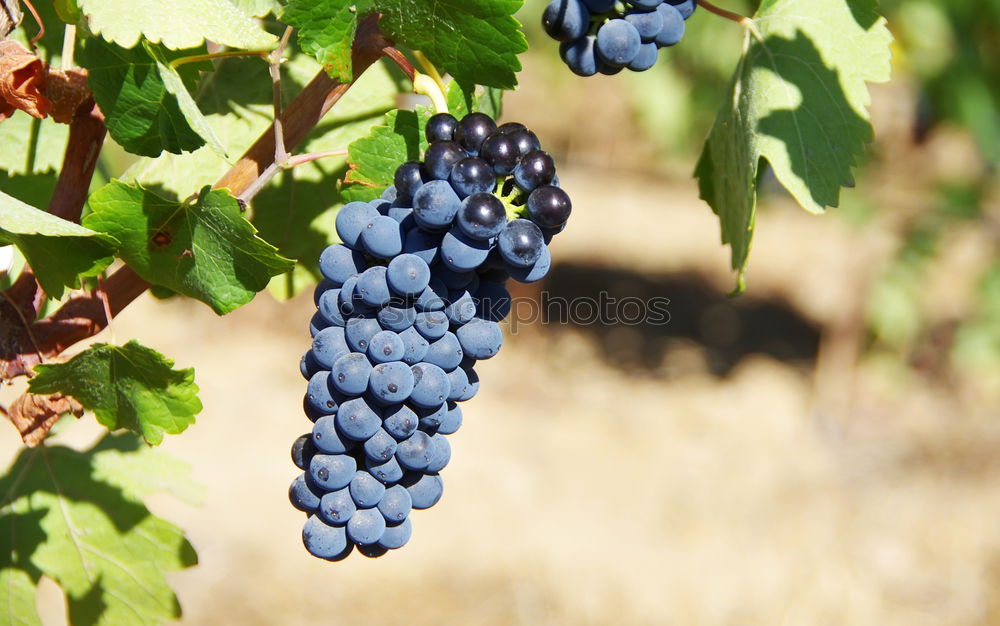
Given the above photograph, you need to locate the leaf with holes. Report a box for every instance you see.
[29,340,202,444]
[694,0,892,292]
[340,108,431,203]
[83,181,294,314]
[0,432,200,625]
[0,190,117,298]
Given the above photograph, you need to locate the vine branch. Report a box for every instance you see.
[697,0,762,39]
[1,15,393,381]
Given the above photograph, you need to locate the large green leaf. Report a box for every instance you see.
[694,0,892,292]
[78,0,276,50]
[0,191,117,298]
[340,108,431,203]
[83,181,294,314]
[78,38,220,157]
[29,340,202,445]
[0,433,199,625]
[284,0,526,89]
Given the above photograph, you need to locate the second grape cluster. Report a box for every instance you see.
[290,112,572,559]
[543,0,697,76]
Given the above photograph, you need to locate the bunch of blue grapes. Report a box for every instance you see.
[542,0,697,76]
[290,111,571,560]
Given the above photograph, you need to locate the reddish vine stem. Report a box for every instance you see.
[49,101,106,222]
[697,0,755,28]
[381,47,415,82]
[1,15,393,381]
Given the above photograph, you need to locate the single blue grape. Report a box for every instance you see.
[310,311,330,338]
[393,161,426,203]
[424,332,464,371]
[414,310,449,341]
[365,455,404,484]
[314,279,336,305]
[527,185,572,229]
[381,186,397,202]
[425,434,451,473]
[292,433,317,470]
[446,366,470,401]
[454,113,497,156]
[398,326,430,364]
[360,216,403,259]
[457,367,479,402]
[498,219,545,268]
[334,397,382,441]
[413,180,462,231]
[383,404,419,440]
[318,487,356,525]
[479,134,519,175]
[300,350,321,380]
[396,430,434,471]
[437,401,463,435]
[445,289,477,325]
[425,113,458,143]
[319,244,365,284]
[507,244,552,284]
[378,518,413,550]
[628,42,659,71]
[363,428,398,463]
[356,266,392,308]
[367,330,405,363]
[377,302,416,332]
[409,362,451,408]
[317,289,348,327]
[349,470,386,508]
[402,228,442,266]
[330,352,373,395]
[457,193,507,240]
[290,473,322,512]
[345,316,382,353]
[309,453,357,491]
[655,3,685,46]
[440,229,491,272]
[312,414,356,454]
[346,507,386,545]
[335,201,379,250]
[666,0,695,19]
[560,36,599,77]
[423,141,466,181]
[377,485,412,524]
[450,157,496,198]
[386,253,431,297]
[402,472,444,509]
[303,515,352,560]
[368,361,415,405]
[455,318,503,360]
[625,8,664,41]
[596,19,642,66]
[311,326,349,369]
[513,150,556,192]
[542,0,590,41]
[306,371,345,415]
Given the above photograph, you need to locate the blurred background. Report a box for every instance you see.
[6,0,1000,624]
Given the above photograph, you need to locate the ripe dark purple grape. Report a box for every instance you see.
[527,185,572,228]
[508,128,542,157]
[450,157,496,197]
[393,161,426,202]
[498,219,545,268]
[479,133,519,175]
[423,141,466,180]
[457,193,507,240]
[425,112,458,143]
[514,150,556,191]
[454,113,497,155]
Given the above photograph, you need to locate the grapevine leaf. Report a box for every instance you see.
[446,81,504,119]
[282,0,372,83]
[0,432,199,625]
[28,340,201,445]
[77,0,276,50]
[340,108,431,202]
[77,38,218,157]
[83,181,294,314]
[694,0,892,292]
[0,190,117,297]
[0,114,68,176]
[52,0,82,24]
[376,0,526,89]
